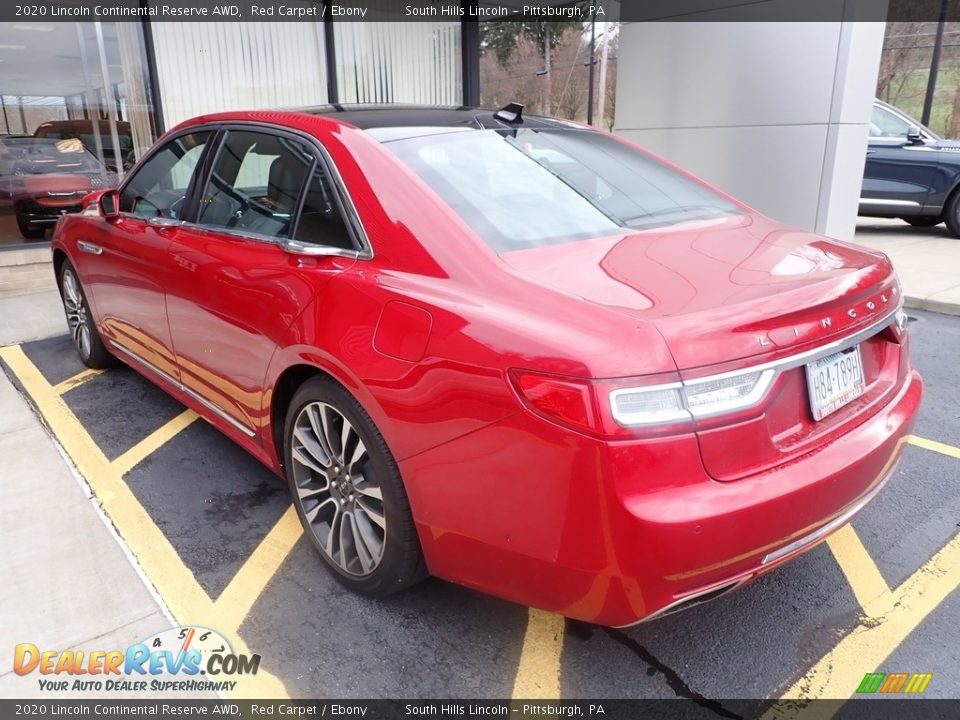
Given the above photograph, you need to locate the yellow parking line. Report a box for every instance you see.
[769,530,960,710]
[111,409,198,477]
[512,609,565,699]
[214,505,303,634]
[908,434,960,461]
[51,368,103,395]
[827,525,890,609]
[0,344,290,699]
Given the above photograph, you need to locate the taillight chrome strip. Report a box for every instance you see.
[609,301,902,426]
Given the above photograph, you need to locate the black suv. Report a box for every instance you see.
[860,99,960,236]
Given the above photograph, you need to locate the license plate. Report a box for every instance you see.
[805,346,865,421]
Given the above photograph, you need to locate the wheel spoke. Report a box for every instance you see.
[324,503,342,558]
[293,426,331,469]
[349,438,367,471]
[349,512,374,573]
[353,479,382,501]
[296,478,329,501]
[304,496,336,525]
[314,404,340,464]
[292,441,329,475]
[341,420,353,461]
[338,510,351,570]
[353,508,383,564]
[356,498,386,529]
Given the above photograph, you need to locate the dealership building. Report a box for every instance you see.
[0,4,885,291]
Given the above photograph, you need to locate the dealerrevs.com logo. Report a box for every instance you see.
[13,626,260,693]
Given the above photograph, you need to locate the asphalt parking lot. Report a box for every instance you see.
[1,309,959,704]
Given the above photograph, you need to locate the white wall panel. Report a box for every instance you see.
[334,22,461,105]
[151,22,328,129]
[614,20,885,240]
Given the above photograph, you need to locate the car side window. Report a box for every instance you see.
[293,162,356,250]
[870,106,912,139]
[197,130,314,240]
[120,132,211,218]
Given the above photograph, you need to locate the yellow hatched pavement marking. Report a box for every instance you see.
[512,609,565,699]
[0,344,290,698]
[51,368,103,395]
[769,530,960,712]
[214,505,303,634]
[908,434,960,461]
[112,409,198,477]
[827,525,890,609]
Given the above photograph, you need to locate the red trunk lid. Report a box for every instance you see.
[501,212,906,482]
[500,213,899,372]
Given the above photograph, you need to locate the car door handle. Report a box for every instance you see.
[146,216,183,228]
[77,240,103,255]
[866,150,877,155]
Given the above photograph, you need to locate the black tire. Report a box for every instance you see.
[903,216,942,228]
[16,211,45,239]
[944,190,960,238]
[284,376,426,597]
[58,260,114,369]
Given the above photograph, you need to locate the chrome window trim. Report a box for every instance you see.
[109,340,256,438]
[114,120,374,261]
[211,121,373,260]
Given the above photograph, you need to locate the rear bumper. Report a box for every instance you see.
[625,449,901,626]
[405,369,922,627]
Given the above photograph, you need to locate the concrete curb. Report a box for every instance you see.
[905,295,960,318]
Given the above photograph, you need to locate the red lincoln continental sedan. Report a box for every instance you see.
[51,105,922,626]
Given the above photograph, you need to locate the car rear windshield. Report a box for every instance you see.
[384,128,742,252]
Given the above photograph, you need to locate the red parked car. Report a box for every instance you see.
[0,137,117,239]
[51,105,922,626]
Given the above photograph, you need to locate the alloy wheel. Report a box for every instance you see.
[62,269,92,360]
[290,401,386,576]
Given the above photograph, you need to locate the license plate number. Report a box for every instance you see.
[805,346,865,421]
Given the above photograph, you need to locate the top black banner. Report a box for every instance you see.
[4,0,960,23]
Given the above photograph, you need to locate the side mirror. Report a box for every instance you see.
[906,125,924,145]
[99,189,120,219]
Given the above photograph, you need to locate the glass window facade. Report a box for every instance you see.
[0,21,156,246]
[0,19,464,249]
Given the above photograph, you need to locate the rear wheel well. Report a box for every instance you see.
[271,364,329,468]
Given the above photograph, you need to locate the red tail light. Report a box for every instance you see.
[510,371,598,435]
[508,369,694,439]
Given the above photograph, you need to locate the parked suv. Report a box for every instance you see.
[860,99,960,236]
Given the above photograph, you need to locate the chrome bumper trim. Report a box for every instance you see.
[760,457,899,566]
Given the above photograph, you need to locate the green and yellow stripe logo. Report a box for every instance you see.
[856,672,933,694]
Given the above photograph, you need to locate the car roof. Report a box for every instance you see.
[178,104,592,143]
[298,104,580,132]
